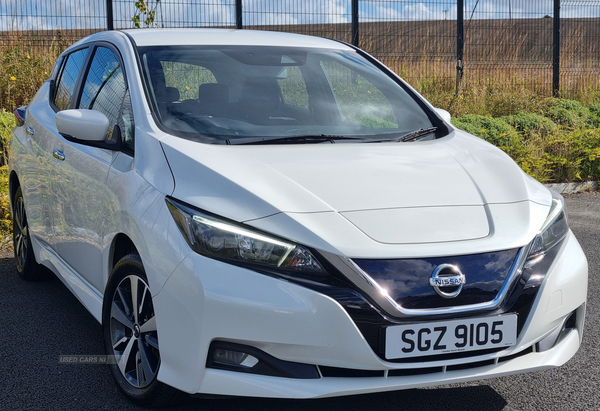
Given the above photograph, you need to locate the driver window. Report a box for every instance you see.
[78,46,133,151]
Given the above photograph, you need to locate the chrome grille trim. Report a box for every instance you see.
[349,244,530,316]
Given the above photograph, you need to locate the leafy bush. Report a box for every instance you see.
[540,98,590,128]
[1,110,16,166]
[0,165,11,245]
[502,112,557,136]
[452,101,600,183]
[588,102,600,128]
[542,128,600,182]
[0,112,13,247]
[450,114,517,147]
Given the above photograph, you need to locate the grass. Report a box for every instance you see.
[1,43,59,112]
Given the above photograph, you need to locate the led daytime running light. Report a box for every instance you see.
[528,191,568,259]
[192,214,295,267]
[166,197,324,273]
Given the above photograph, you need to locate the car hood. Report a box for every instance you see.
[160,130,551,253]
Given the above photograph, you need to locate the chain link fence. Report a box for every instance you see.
[1,0,599,101]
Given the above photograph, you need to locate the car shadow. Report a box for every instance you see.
[179,385,507,411]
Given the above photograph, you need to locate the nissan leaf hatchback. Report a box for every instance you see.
[8,29,588,406]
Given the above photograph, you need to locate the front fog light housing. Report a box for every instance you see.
[528,190,569,259]
[213,349,259,368]
[166,197,325,273]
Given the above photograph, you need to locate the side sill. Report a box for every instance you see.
[34,236,103,323]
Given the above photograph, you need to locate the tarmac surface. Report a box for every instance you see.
[0,191,598,411]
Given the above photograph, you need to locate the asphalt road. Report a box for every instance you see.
[0,192,598,411]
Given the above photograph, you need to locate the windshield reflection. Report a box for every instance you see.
[138,45,434,144]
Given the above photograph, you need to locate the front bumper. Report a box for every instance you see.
[151,230,587,397]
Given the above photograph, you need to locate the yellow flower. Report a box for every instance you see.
[185,86,190,90]
[10,76,16,81]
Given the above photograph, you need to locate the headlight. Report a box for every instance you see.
[528,190,569,259]
[166,197,325,274]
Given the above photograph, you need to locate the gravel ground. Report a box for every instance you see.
[0,191,598,411]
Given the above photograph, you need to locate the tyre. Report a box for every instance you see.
[102,253,187,407]
[12,186,47,280]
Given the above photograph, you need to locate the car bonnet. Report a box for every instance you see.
[159,130,551,252]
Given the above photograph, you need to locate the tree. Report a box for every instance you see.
[132,0,161,28]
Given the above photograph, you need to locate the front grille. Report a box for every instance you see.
[353,248,520,310]
[319,367,384,378]
[388,347,504,364]
[388,367,442,377]
[318,346,534,378]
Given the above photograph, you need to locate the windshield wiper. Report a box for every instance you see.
[230,134,366,145]
[364,127,438,143]
[395,127,438,142]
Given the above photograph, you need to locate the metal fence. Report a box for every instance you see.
[1,0,600,98]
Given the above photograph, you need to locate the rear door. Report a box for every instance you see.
[19,48,89,248]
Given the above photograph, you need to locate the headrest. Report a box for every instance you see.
[198,83,229,104]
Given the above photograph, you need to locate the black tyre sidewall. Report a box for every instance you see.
[102,254,164,406]
[12,186,43,280]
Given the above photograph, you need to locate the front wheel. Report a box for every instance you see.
[102,253,187,407]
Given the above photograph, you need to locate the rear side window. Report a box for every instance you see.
[278,66,309,110]
[162,61,217,100]
[54,48,88,111]
[50,56,64,80]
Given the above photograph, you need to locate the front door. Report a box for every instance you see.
[49,45,128,291]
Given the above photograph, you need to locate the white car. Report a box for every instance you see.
[9,29,588,406]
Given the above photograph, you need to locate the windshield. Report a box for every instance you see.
[138,45,436,144]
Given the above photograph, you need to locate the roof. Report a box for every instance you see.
[119,28,352,49]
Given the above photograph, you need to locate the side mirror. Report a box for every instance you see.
[434,108,451,124]
[56,109,110,142]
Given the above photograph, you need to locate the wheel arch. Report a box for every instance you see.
[110,233,140,272]
[8,171,20,212]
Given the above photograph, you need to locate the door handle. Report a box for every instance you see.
[26,126,34,135]
[53,149,65,161]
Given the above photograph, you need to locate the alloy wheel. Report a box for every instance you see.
[13,195,29,271]
[109,274,160,388]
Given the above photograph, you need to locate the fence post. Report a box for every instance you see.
[351,0,359,47]
[553,0,560,97]
[236,0,243,29]
[456,0,464,95]
[106,0,113,30]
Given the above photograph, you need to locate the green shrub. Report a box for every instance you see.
[451,114,517,147]
[0,165,10,243]
[588,102,600,128]
[502,112,557,136]
[453,112,600,183]
[540,98,590,128]
[1,110,16,167]
[543,128,600,182]
[0,112,13,246]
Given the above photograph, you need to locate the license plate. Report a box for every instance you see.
[385,314,518,360]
